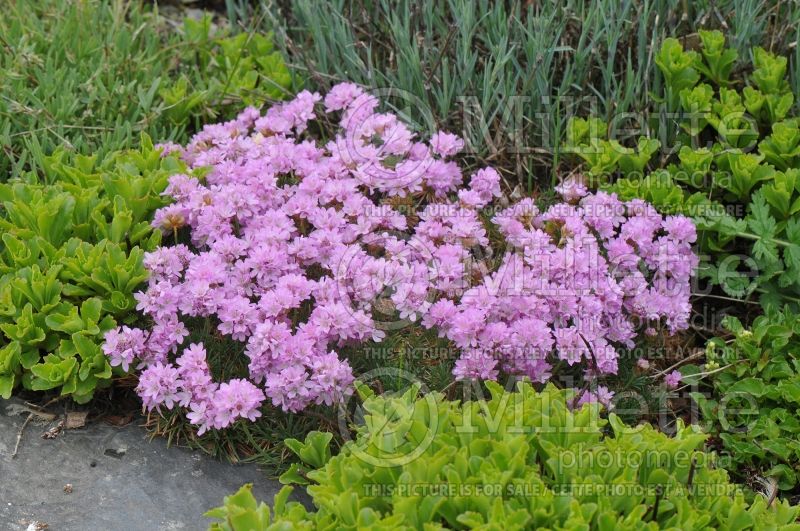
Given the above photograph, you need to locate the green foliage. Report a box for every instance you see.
[655,38,701,110]
[693,307,800,492]
[208,383,800,530]
[571,33,800,309]
[745,48,795,124]
[563,117,661,182]
[658,37,794,140]
[244,0,800,190]
[0,137,181,402]
[159,16,292,125]
[0,0,292,180]
[206,484,307,531]
[696,30,739,86]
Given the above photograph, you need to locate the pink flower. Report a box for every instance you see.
[136,364,186,411]
[665,370,682,389]
[265,366,318,413]
[468,167,502,204]
[103,326,147,372]
[555,176,588,202]
[453,349,498,380]
[215,379,265,425]
[217,296,259,341]
[575,385,614,409]
[187,401,214,435]
[324,82,364,112]
[429,131,464,157]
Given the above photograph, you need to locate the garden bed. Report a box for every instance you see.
[3,1,800,529]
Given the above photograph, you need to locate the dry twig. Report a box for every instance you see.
[11,413,33,458]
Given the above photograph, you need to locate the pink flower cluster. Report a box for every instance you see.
[435,192,698,382]
[102,83,697,433]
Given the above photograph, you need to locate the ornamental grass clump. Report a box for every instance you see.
[104,85,697,434]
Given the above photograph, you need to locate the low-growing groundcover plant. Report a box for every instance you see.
[0,0,292,180]
[692,307,800,494]
[206,383,800,530]
[103,84,697,437]
[0,136,182,402]
[564,29,800,500]
[566,31,800,310]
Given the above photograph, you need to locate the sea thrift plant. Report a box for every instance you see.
[103,84,697,433]
[665,369,683,389]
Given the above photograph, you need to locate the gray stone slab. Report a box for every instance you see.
[0,398,301,530]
